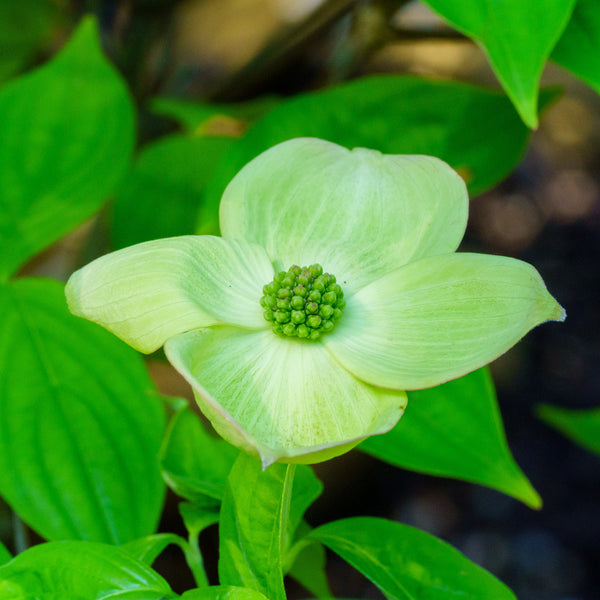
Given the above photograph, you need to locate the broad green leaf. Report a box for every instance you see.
[151,96,280,133]
[201,76,558,234]
[0,541,175,599]
[181,587,269,600]
[102,593,173,599]
[180,501,221,534]
[537,405,600,457]
[121,533,186,566]
[160,404,239,504]
[311,517,516,600]
[552,0,600,93]
[423,0,575,128]
[0,16,135,280]
[0,278,165,543]
[281,470,326,594]
[287,467,322,539]
[360,368,541,508]
[0,0,64,84]
[111,134,235,249]
[160,404,322,534]
[218,454,293,600]
[287,529,331,600]
[0,542,10,566]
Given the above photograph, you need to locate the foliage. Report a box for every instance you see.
[0,2,597,599]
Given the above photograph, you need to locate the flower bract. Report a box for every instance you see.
[66,138,565,466]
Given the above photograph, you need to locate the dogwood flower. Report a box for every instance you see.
[66,138,564,466]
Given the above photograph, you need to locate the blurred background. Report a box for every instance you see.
[0,1,598,598]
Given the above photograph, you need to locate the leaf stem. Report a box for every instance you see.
[12,511,28,554]
[183,534,210,588]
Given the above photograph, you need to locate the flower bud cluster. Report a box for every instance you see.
[261,264,345,340]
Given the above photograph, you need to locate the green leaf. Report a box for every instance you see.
[552,0,600,93]
[0,0,64,84]
[310,517,516,600]
[0,541,175,599]
[0,278,165,543]
[218,454,293,600]
[180,501,221,534]
[181,587,269,600]
[121,533,186,566]
[287,533,331,600]
[151,96,280,133]
[160,405,239,504]
[537,405,600,457]
[423,0,575,128]
[111,134,235,249]
[0,15,135,280]
[0,542,10,566]
[287,467,322,539]
[360,368,541,508]
[201,75,558,234]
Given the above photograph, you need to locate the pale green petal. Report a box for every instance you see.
[325,253,565,390]
[66,236,274,353]
[164,327,406,465]
[220,138,468,294]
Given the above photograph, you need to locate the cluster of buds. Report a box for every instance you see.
[260,264,345,340]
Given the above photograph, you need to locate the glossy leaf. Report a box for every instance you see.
[0,0,63,84]
[0,542,10,566]
[311,517,516,600]
[121,533,186,566]
[219,454,293,600]
[287,529,331,600]
[287,467,322,539]
[0,541,175,599]
[423,0,575,127]
[0,16,134,280]
[360,368,541,508]
[160,404,323,534]
[552,0,600,93]
[537,405,600,457]
[111,134,235,248]
[180,501,221,533]
[151,96,280,133]
[182,587,269,600]
[201,76,558,234]
[160,404,239,504]
[0,278,165,543]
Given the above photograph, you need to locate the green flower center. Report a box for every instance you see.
[260,264,345,341]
